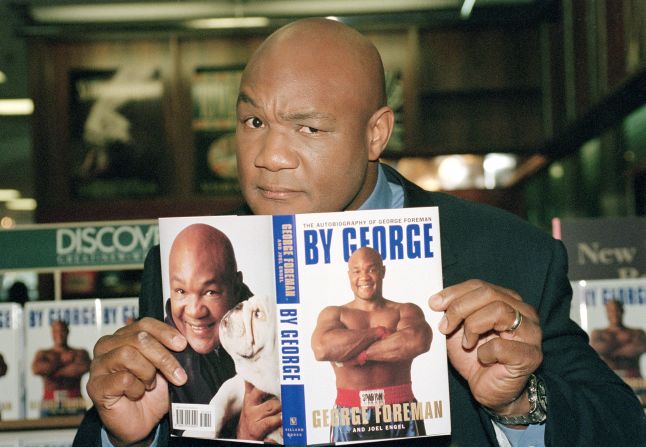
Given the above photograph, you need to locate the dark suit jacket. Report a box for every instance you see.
[74,164,646,447]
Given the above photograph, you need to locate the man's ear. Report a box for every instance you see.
[367,106,395,161]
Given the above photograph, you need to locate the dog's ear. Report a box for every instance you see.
[235,271,254,303]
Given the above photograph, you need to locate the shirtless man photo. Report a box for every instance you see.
[590,299,646,379]
[311,246,433,441]
[32,320,91,417]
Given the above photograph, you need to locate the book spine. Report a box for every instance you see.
[272,215,307,445]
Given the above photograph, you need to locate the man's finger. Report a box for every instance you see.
[255,410,282,440]
[87,369,148,408]
[93,333,187,387]
[430,281,531,335]
[429,279,521,312]
[95,317,186,357]
[461,301,541,349]
[476,337,543,373]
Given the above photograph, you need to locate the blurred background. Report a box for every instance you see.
[0,0,644,300]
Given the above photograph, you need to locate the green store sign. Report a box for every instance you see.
[0,221,159,271]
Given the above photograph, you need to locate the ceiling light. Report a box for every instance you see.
[460,0,477,18]
[0,190,20,201]
[31,1,458,24]
[0,99,34,116]
[0,71,6,84]
[31,3,231,23]
[6,198,37,211]
[186,17,270,29]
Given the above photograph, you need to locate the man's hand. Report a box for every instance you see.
[429,279,543,417]
[236,381,282,442]
[86,317,188,446]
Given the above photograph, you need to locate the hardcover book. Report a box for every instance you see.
[24,299,96,419]
[0,303,24,420]
[159,207,451,445]
[95,297,139,337]
[572,278,646,404]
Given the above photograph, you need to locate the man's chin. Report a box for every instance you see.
[187,336,219,354]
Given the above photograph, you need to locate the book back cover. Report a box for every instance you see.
[0,303,24,420]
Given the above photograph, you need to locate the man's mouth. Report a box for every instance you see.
[257,185,301,200]
[185,321,216,335]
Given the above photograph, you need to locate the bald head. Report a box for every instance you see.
[170,224,237,279]
[51,319,69,348]
[349,246,384,267]
[243,18,387,113]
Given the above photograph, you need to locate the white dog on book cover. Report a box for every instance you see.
[185,294,282,443]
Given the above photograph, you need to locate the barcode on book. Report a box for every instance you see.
[172,403,215,431]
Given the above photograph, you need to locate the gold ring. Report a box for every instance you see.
[508,308,523,333]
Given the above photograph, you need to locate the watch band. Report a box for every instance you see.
[483,374,548,425]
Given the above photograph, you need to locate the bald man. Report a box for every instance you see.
[312,247,432,441]
[79,18,645,447]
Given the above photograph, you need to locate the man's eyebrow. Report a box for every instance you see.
[237,92,335,123]
[237,92,257,107]
[282,111,336,123]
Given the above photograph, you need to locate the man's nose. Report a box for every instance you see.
[185,297,206,317]
[254,128,299,171]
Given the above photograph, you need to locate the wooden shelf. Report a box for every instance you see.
[0,415,83,432]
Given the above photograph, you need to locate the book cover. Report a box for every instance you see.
[572,278,646,403]
[0,303,24,421]
[95,297,139,337]
[159,207,450,445]
[23,300,95,419]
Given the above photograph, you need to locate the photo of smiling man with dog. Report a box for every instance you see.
[311,246,433,442]
[160,221,282,442]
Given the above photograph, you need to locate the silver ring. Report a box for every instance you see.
[508,308,523,333]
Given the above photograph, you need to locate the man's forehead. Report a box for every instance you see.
[349,252,383,267]
[171,269,232,283]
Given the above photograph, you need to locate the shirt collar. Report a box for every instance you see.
[359,163,404,210]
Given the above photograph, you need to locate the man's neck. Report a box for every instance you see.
[351,296,387,311]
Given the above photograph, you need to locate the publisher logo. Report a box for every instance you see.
[360,389,385,407]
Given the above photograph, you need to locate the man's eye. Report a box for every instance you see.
[174,288,185,295]
[299,126,320,134]
[244,117,264,128]
[205,290,223,297]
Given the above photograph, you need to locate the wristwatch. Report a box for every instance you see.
[483,374,548,425]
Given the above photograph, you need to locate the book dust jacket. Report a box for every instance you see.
[160,207,451,444]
